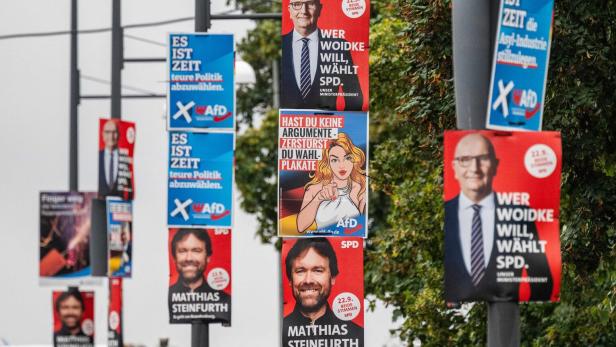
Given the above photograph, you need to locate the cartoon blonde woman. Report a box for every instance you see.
[297,133,366,233]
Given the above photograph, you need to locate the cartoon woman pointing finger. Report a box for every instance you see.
[297,133,366,233]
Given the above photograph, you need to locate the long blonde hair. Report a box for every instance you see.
[305,133,366,197]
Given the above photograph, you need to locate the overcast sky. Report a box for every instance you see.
[0,1,401,346]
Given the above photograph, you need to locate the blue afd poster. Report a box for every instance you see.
[167,132,234,227]
[486,0,554,131]
[168,33,234,131]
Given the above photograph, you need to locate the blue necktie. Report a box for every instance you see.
[471,204,485,286]
[300,38,311,99]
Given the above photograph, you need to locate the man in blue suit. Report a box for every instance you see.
[281,0,363,110]
[444,133,553,302]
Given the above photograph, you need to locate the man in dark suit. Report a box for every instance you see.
[99,120,120,197]
[281,0,363,110]
[444,133,553,303]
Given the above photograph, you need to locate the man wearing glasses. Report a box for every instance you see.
[444,133,552,303]
[281,0,363,110]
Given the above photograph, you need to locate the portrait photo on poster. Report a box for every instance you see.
[281,0,369,111]
[40,192,97,279]
[282,237,364,347]
[52,289,95,347]
[278,109,369,238]
[443,130,562,303]
[168,228,232,325]
[98,118,136,201]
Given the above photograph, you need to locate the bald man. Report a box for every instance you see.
[444,133,552,302]
[99,120,120,197]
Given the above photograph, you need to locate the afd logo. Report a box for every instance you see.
[512,88,540,119]
[194,104,232,122]
[191,202,230,220]
[492,80,540,121]
[337,217,363,235]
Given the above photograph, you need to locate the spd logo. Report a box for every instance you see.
[194,104,232,122]
[191,202,230,220]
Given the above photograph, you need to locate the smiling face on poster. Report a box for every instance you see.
[168,228,232,325]
[443,130,562,303]
[281,0,370,111]
[282,237,364,347]
[52,289,95,347]
[98,118,136,200]
[278,109,368,238]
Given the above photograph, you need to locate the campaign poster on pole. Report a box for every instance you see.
[168,33,235,131]
[281,0,370,111]
[282,237,364,347]
[106,198,132,277]
[98,118,136,200]
[486,0,554,131]
[443,130,562,303]
[52,289,95,347]
[40,192,96,279]
[108,278,123,347]
[278,109,368,238]
[167,131,234,228]
[168,228,232,325]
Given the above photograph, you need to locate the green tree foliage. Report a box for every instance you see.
[232,0,616,345]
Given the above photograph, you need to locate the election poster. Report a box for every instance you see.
[168,228,232,325]
[167,131,234,228]
[281,0,369,111]
[106,198,132,277]
[52,289,95,347]
[40,192,96,279]
[278,109,368,238]
[168,33,235,131]
[98,118,136,200]
[443,130,562,303]
[486,0,554,131]
[282,237,364,347]
[108,278,123,347]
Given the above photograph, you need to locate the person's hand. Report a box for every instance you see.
[316,182,338,201]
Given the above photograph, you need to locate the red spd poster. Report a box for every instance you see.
[52,289,94,347]
[282,237,364,346]
[443,130,562,303]
[98,118,136,200]
[108,278,123,347]
[168,228,231,324]
[281,0,369,111]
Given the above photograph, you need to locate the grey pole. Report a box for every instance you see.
[451,0,520,346]
[192,1,211,345]
[272,60,280,109]
[111,0,123,119]
[69,0,78,191]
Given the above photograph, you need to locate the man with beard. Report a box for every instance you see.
[168,229,230,324]
[283,238,363,347]
[54,290,93,347]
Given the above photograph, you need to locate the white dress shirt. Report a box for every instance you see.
[292,29,319,90]
[104,148,119,186]
[458,192,495,275]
